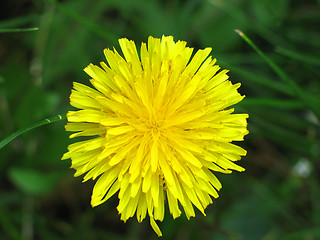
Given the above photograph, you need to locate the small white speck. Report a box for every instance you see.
[292,158,312,178]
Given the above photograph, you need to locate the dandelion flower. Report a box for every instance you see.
[62,36,249,236]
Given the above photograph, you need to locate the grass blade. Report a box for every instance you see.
[0,113,66,150]
[240,98,304,109]
[0,27,39,33]
[276,46,320,66]
[250,114,319,157]
[235,29,320,118]
[0,205,24,240]
[44,0,119,43]
[227,65,294,96]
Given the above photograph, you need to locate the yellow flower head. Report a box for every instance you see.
[62,36,248,236]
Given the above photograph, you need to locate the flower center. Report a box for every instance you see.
[141,115,164,138]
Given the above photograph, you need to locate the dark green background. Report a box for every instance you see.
[1,0,320,239]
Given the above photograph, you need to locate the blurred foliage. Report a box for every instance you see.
[1,0,320,239]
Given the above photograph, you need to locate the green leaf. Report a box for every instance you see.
[8,168,59,195]
[13,87,60,128]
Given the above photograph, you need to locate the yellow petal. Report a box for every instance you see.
[150,217,162,237]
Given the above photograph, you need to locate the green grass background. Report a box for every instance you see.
[1,0,320,239]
